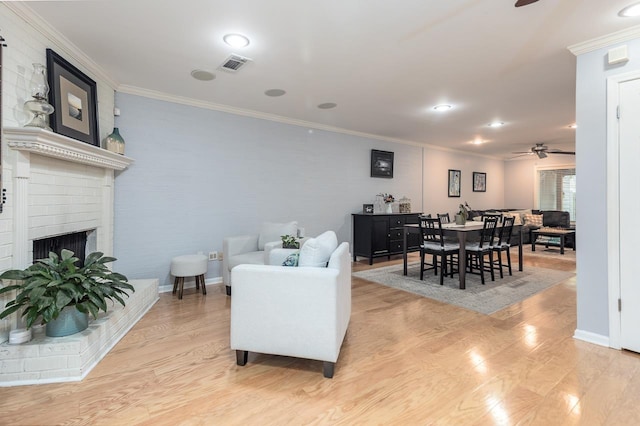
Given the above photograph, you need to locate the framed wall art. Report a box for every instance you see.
[448,169,461,197]
[371,149,394,178]
[473,172,487,192]
[46,48,99,146]
[363,204,374,214]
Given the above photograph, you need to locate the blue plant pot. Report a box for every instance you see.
[45,307,89,337]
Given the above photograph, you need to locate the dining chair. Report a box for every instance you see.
[465,216,498,285]
[491,216,515,279]
[437,213,450,224]
[419,216,460,285]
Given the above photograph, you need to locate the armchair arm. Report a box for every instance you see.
[268,248,299,266]
[263,240,284,263]
[223,235,259,258]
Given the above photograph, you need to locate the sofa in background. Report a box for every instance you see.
[466,209,572,245]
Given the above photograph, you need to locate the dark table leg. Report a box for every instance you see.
[518,226,523,271]
[458,232,467,289]
[403,227,408,275]
[531,233,536,252]
[560,235,565,255]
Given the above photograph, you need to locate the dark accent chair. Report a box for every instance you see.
[419,216,460,286]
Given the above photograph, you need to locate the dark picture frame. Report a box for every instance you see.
[363,204,374,214]
[473,172,487,192]
[46,48,99,146]
[448,169,461,197]
[371,149,394,178]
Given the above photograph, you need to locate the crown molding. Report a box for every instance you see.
[5,127,134,171]
[568,24,640,56]
[4,3,119,89]
[117,84,504,161]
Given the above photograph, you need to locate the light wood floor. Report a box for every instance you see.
[2,252,639,425]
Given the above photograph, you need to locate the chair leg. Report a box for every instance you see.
[497,250,504,279]
[178,277,185,299]
[506,248,512,276]
[489,252,495,281]
[323,361,335,378]
[479,254,485,285]
[172,277,179,295]
[433,254,438,276]
[236,350,248,366]
[200,275,207,295]
[420,250,425,280]
[439,255,445,286]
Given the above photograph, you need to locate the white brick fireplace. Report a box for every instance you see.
[4,127,133,270]
[0,128,158,386]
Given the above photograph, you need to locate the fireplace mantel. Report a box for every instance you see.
[4,127,133,170]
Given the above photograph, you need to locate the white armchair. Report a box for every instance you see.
[222,221,300,295]
[230,240,351,378]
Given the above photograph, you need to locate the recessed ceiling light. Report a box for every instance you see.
[433,104,452,112]
[471,139,486,145]
[264,89,286,97]
[568,124,577,129]
[619,2,640,17]
[190,69,215,81]
[223,33,250,48]
[488,121,504,128]
[317,102,337,109]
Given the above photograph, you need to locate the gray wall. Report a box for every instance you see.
[575,38,640,337]
[113,93,424,285]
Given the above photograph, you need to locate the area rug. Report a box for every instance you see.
[353,263,574,315]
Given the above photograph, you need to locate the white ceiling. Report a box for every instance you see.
[25,0,640,157]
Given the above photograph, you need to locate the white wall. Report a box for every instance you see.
[574,37,640,339]
[423,148,505,217]
[112,93,426,285]
[504,155,575,210]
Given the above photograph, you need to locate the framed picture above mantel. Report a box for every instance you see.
[46,48,99,147]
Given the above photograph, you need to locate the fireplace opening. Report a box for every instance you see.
[33,230,95,267]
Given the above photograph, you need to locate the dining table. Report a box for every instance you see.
[402,221,523,289]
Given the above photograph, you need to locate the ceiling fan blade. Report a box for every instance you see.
[512,151,532,154]
[537,151,548,159]
[549,151,576,155]
[515,0,539,7]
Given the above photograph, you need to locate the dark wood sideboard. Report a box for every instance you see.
[352,213,422,264]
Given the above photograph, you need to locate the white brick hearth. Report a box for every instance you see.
[0,279,158,386]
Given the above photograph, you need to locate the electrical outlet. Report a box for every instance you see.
[209,251,218,261]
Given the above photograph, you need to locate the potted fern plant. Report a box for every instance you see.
[0,249,134,337]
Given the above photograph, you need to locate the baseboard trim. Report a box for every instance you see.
[158,277,223,294]
[573,329,610,347]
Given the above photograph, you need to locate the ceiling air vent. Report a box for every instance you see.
[218,54,252,73]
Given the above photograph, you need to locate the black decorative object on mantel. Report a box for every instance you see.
[46,48,99,147]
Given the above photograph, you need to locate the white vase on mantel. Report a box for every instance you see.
[385,203,393,214]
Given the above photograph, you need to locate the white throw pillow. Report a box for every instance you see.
[298,231,338,267]
[258,221,298,250]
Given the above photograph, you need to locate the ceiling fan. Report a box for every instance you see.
[512,143,576,159]
[515,0,540,7]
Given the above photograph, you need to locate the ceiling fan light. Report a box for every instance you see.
[488,121,504,128]
[619,3,640,17]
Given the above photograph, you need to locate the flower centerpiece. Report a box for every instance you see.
[378,193,395,213]
[456,203,469,225]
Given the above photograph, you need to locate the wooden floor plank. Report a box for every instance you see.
[2,252,640,425]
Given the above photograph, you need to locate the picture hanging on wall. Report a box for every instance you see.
[448,169,461,197]
[46,48,99,147]
[371,149,394,178]
[473,172,487,192]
